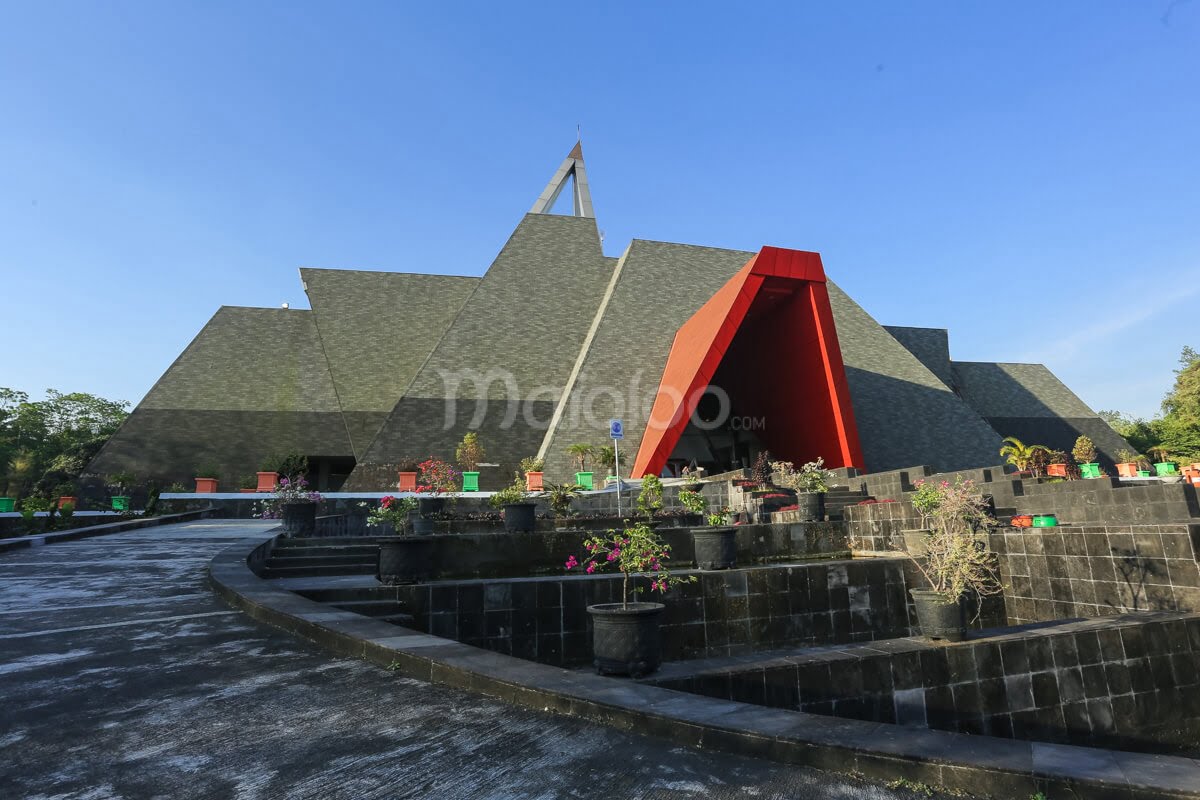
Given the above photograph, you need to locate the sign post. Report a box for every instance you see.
[609,419,624,517]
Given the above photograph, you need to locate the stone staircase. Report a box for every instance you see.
[260,537,381,578]
[824,486,870,521]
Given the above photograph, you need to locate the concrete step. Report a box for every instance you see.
[265,554,375,569]
[268,545,380,558]
[274,536,392,548]
[260,563,376,579]
[329,599,407,616]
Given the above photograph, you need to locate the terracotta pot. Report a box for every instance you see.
[1116,462,1138,478]
[1046,463,1068,478]
[397,471,418,492]
[58,496,77,509]
[256,472,278,492]
[194,478,218,493]
[1011,514,1033,528]
[239,488,256,494]
[525,471,544,492]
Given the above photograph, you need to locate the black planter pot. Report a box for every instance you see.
[793,492,826,522]
[377,537,435,585]
[281,502,317,537]
[692,526,738,569]
[910,589,966,642]
[502,502,537,533]
[588,602,665,677]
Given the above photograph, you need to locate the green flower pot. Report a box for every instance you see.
[1032,514,1058,528]
[1154,462,1178,477]
[1137,470,1151,477]
[0,498,14,513]
[1079,463,1101,479]
[575,471,594,490]
[461,471,480,492]
[111,496,130,511]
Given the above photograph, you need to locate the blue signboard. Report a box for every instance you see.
[609,419,624,440]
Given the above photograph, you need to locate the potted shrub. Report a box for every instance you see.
[490,474,538,533]
[567,443,596,490]
[750,451,773,489]
[565,522,696,677]
[692,507,737,570]
[1073,436,1100,479]
[1148,446,1178,477]
[906,478,1002,642]
[0,497,13,513]
[1114,449,1141,478]
[107,471,136,510]
[596,445,618,484]
[414,458,459,534]
[255,456,282,493]
[193,464,220,493]
[902,479,943,556]
[770,457,835,521]
[395,458,419,492]
[637,474,664,525]
[371,495,431,585]
[455,432,484,492]
[272,474,322,537]
[520,456,545,492]
[545,481,582,529]
[237,475,257,494]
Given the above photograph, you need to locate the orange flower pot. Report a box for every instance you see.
[1011,514,1033,528]
[256,472,278,492]
[239,488,256,493]
[525,471,544,492]
[397,471,418,492]
[1047,464,1068,478]
[194,478,218,493]
[58,496,77,509]
[1115,462,1138,478]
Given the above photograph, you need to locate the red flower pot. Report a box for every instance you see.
[58,496,77,509]
[398,471,418,492]
[194,478,218,493]
[1011,514,1033,528]
[1046,464,1068,478]
[256,471,278,492]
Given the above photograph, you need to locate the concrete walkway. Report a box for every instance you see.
[0,520,967,799]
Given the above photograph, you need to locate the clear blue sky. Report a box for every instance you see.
[2,2,1197,420]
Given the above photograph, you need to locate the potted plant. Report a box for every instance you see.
[567,443,596,490]
[520,456,545,492]
[455,432,484,492]
[691,506,737,570]
[0,497,13,513]
[371,495,431,585]
[414,458,459,534]
[565,522,696,677]
[545,481,582,529]
[1045,448,1071,478]
[906,478,1002,642]
[770,458,835,521]
[637,474,664,524]
[237,475,257,494]
[1073,436,1100,479]
[1148,446,1178,477]
[107,471,136,510]
[596,444,618,484]
[255,456,283,493]
[750,451,773,489]
[490,474,538,533]
[1114,449,1141,478]
[194,464,220,494]
[395,458,419,492]
[677,486,707,527]
[272,474,322,537]
[999,436,1049,477]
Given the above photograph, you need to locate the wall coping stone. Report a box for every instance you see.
[0,507,216,553]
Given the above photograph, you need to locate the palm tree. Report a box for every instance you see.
[566,443,595,473]
[999,436,1049,476]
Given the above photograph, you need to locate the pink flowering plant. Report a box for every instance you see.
[368,495,419,534]
[417,458,460,495]
[256,475,322,519]
[565,522,696,609]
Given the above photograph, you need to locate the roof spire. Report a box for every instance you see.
[530,140,594,218]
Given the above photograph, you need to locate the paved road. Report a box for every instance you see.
[0,520,968,800]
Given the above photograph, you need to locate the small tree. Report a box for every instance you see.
[519,456,545,476]
[750,451,773,487]
[595,445,618,476]
[455,432,485,473]
[567,443,595,473]
[566,522,696,608]
[908,479,1003,609]
[678,488,707,515]
[637,474,663,520]
[1072,435,1097,465]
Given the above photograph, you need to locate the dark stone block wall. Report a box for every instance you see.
[1014,479,1200,526]
[992,524,1200,624]
[651,613,1200,756]
[388,559,914,667]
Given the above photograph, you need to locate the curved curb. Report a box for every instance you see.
[209,535,1200,800]
[0,507,216,553]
